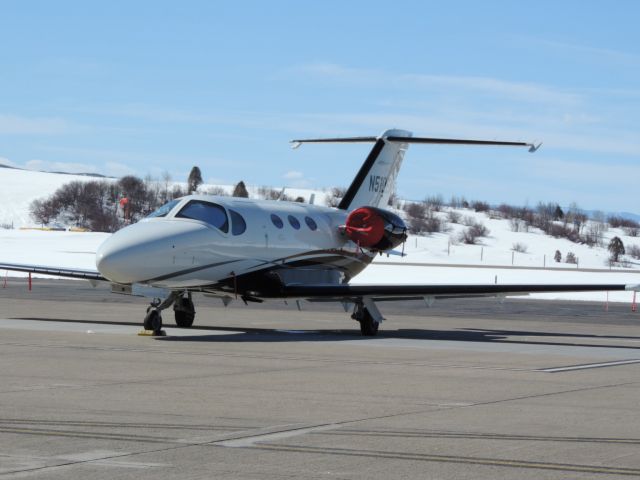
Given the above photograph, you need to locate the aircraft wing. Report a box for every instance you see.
[0,262,106,281]
[283,283,639,301]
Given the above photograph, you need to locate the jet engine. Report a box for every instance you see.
[344,206,407,251]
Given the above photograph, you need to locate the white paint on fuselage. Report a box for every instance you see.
[96,195,361,288]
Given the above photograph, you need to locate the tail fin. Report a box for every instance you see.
[290,129,412,210]
[290,129,539,211]
[339,129,411,210]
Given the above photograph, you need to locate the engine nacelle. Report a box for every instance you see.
[344,206,407,251]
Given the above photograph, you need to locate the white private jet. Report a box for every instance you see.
[2,129,637,335]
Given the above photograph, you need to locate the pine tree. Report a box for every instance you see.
[187,166,203,194]
[232,180,249,198]
[553,205,564,220]
[554,250,562,263]
[608,236,625,263]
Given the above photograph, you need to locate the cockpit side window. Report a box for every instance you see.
[176,200,228,233]
[229,209,246,236]
[146,199,180,218]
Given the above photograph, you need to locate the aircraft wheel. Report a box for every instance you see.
[359,309,379,336]
[144,308,162,332]
[174,296,195,328]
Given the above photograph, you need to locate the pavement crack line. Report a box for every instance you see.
[250,443,640,476]
[320,429,640,445]
[540,359,640,372]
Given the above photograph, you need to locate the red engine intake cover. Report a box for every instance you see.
[345,207,386,248]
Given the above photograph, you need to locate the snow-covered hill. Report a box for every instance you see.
[0,166,110,227]
[0,166,330,228]
[390,208,640,271]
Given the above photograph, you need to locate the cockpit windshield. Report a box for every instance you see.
[176,200,229,233]
[146,199,180,218]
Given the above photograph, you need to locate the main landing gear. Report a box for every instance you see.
[143,291,196,332]
[351,299,383,336]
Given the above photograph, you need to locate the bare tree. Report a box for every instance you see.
[161,171,172,202]
[459,222,489,244]
[628,245,640,260]
[512,242,527,253]
[326,187,346,207]
[424,194,443,211]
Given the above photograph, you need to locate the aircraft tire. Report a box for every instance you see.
[144,309,162,331]
[174,309,195,328]
[359,309,379,336]
[174,297,195,328]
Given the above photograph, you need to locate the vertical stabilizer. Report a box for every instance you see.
[338,129,411,210]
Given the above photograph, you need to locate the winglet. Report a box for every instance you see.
[528,142,542,153]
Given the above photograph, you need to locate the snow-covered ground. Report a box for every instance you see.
[1,167,639,304]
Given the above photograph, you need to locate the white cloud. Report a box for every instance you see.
[104,161,136,177]
[0,114,73,135]
[24,159,98,174]
[282,170,312,188]
[283,170,304,180]
[289,63,580,105]
[533,39,640,66]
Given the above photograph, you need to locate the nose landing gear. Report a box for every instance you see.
[143,307,163,332]
[142,291,196,334]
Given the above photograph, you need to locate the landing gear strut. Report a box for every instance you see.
[143,291,192,333]
[351,299,382,336]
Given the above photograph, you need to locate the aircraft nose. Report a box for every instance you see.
[96,220,205,284]
[96,236,139,284]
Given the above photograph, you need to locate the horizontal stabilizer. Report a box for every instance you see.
[291,135,540,153]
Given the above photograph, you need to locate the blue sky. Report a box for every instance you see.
[1,1,639,212]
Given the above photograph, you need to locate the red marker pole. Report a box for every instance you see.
[28,272,32,291]
[633,291,637,313]
[3,270,7,289]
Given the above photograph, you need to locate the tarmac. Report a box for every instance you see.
[0,278,639,479]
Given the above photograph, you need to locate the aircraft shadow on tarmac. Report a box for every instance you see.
[14,317,640,350]
[157,328,640,350]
